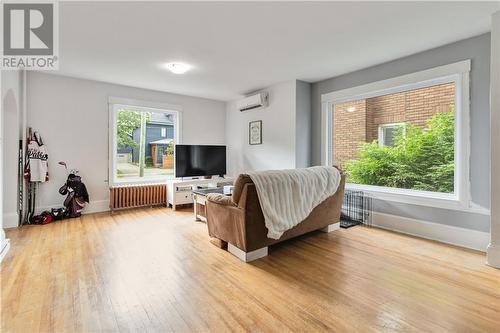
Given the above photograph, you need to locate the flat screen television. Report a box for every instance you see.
[175,145,226,178]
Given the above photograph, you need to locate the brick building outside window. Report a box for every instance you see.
[333,82,455,169]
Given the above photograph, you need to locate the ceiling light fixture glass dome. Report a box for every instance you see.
[164,62,192,74]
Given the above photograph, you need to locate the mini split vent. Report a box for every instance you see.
[237,92,269,112]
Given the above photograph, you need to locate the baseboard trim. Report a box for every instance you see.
[37,199,110,216]
[486,243,500,268]
[4,200,109,228]
[320,222,340,233]
[0,239,11,263]
[372,211,490,252]
[3,212,19,229]
[83,200,110,214]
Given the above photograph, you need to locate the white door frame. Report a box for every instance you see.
[487,10,500,269]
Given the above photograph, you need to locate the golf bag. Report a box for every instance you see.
[59,174,89,218]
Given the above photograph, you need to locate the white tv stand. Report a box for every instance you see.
[166,177,232,210]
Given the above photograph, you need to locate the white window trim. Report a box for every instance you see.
[378,122,405,147]
[108,97,182,186]
[320,60,483,213]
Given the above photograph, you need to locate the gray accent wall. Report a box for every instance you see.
[295,80,312,168]
[310,33,491,232]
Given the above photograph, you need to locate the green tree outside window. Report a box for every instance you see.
[344,111,455,193]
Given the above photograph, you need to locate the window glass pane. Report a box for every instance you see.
[380,124,403,147]
[332,82,455,193]
[384,127,396,147]
[115,108,175,181]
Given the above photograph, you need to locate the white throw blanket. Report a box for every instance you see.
[247,166,341,240]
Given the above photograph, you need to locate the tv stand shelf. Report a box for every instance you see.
[166,177,232,210]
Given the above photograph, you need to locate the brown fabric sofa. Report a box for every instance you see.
[206,172,346,261]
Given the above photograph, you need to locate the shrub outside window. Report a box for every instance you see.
[332,82,456,194]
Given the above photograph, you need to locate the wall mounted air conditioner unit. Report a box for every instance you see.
[237,92,269,112]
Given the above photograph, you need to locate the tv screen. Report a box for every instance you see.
[175,145,226,178]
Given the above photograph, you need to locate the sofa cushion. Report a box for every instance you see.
[207,193,237,206]
[231,174,253,204]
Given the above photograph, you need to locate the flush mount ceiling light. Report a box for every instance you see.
[164,62,192,74]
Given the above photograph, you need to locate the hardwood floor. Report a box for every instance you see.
[1,207,499,332]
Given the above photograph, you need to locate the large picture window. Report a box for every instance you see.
[333,82,455,193]
[321,61,471,210]
[109,100,180,185]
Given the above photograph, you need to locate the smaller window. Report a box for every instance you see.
[378,123,405,147]
[112,105,177,184]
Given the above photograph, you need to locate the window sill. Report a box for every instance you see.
[346,183,490,215]
[111,176,174,187]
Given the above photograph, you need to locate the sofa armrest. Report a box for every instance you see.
[207,193,237,207]
[206,197,248,251]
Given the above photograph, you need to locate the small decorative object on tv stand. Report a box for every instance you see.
[340,190,372,228]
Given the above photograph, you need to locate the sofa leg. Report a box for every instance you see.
[320,222,340,233]
[210,237,227,249]
[228,243,268,262]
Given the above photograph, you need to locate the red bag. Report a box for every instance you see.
[31,211,53,225]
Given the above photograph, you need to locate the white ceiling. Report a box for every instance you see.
[57,1,500,101]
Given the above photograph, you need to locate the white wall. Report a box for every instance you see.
[27,72,226,213]
[226,81,295,175]
[487,11,500,267]
[226,80,312,176]
[2,71,22,230]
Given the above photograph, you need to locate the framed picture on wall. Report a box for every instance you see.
[249,120,262,145]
